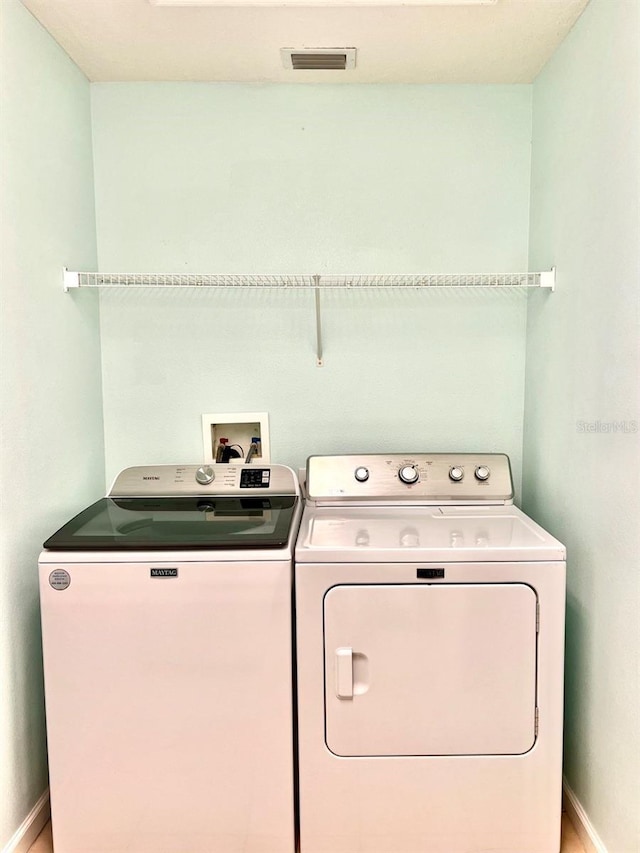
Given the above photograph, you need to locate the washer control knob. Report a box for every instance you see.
[449,466,464,482]
[475,465,491,481]
[195,465,215,485]
[354,466,370,483]
[398,465,419,484]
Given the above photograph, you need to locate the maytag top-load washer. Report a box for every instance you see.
[39,463,301,853]
[295,453,566,853]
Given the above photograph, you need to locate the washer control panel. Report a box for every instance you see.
[306,454,513,504]
[109,464,298,497]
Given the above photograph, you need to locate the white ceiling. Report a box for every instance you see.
[20,0,589,84]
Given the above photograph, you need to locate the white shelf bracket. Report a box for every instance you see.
[539,267,556,291]
[314,275,323,367]
[63,268,80,292]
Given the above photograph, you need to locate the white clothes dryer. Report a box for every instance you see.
[39,463,301,853]
[295,453,566,853]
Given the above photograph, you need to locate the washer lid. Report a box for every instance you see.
[43,495,299,551]
[296,505,565,562]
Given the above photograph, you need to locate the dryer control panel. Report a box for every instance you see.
[306,454,513,505]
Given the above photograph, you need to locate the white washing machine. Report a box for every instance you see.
[39,463,301,853]
[295,453,566,853]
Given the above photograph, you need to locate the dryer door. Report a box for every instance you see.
[324,583,537,756]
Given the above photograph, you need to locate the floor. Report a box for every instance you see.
[29,814,587,853]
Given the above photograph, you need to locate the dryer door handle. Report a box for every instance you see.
[335,647,353,699]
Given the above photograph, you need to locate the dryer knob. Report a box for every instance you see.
[195,465,215,485]
[449,466,464,482]
[475,465,491,481]
[398,465,419,484]
[354,466,370,482]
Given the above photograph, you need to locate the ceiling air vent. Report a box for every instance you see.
[281,48,356,71]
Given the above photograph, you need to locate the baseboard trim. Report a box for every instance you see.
[563,777,607,853]
[2,789,50,853]
[0,781,610,853]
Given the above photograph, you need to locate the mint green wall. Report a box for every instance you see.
[7,8,637,846]
[91,84,533,491]
[0,1,105,846]
[524,0,640,850]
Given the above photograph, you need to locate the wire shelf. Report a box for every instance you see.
[65,270,554,291]
[63,268,555,367]
[316,273,547,289]
[71,272,316,289]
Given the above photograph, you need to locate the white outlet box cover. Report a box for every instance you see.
[202,412,270,463]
